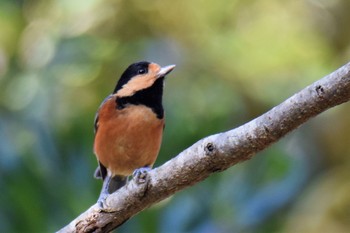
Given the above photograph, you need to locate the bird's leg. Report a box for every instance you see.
[97,173,112,208]
[133,166,151,184]
[97,174,127,208]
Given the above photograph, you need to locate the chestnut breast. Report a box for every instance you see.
[94,95,164,176]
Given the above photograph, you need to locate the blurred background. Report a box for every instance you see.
[1,0,350,232]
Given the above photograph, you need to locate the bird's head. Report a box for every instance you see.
[114,61,175,97]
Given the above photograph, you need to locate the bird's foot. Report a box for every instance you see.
[133,167,151,184]
[97,195,115,212]
[97,193,108,209]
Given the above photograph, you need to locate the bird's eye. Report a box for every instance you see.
[138,68,146,74]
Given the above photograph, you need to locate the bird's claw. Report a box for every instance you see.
[97,200,105,209]
[97,194,108,209]
[133,167,151,184]
[97,196,114,212]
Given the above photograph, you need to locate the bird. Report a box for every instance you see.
[93,61,175,207]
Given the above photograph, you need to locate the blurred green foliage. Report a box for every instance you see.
[1,0,350,232]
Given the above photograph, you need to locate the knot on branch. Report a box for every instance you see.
[316,85,325,97]
[204,142,216,155]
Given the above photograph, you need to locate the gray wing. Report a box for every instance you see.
[94,162,107,180]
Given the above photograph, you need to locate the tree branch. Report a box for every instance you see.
[58,62,350,233]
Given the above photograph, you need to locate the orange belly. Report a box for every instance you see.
[94,102,164,176]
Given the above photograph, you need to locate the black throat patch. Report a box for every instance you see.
[116,77,164,119]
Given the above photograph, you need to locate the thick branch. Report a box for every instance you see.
[58,62,350,233]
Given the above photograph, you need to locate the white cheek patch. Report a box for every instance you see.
[116,73,157,97]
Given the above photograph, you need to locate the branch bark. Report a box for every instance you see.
[58,62,350,233]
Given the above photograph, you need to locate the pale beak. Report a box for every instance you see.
[157,64,176,78]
